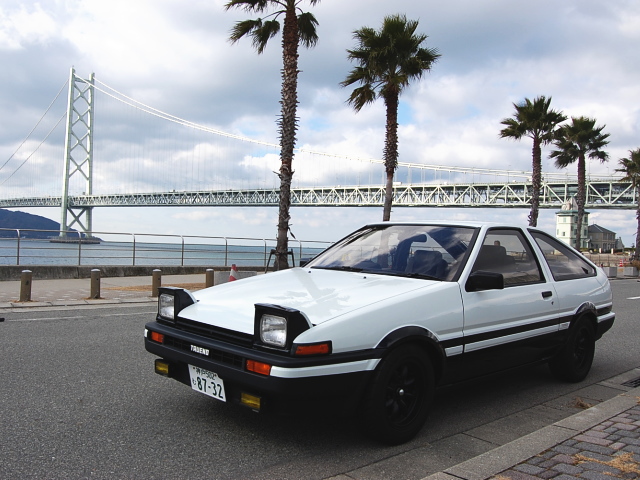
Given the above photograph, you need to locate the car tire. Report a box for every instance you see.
[549,317,596,383]
[360,345,434,445]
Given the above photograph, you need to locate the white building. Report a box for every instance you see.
[555,198,589,249]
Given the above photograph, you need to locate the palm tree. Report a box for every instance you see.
[616,148,640,261]
[499,96,566,227]
[341,14,440,221]
[550,116,609,249]
[225,0,320,270]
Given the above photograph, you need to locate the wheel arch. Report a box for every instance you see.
[573,302,598,329]
[376,326,446,383]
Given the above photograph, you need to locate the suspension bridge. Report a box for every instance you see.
[0,69,635,237]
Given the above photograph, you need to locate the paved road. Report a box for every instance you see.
[0,279,638,479]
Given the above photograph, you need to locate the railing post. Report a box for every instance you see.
[132,234,136,266]
[263,240,267,269]
[90,268,101,299]
[151,269,161,297]
[16,229,21,266]
[20,270,32,302]
[77,230,82,265]
[181,236,185,266]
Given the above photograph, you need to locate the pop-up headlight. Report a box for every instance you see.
[159,293,175,320]
[156,287,196,323]
[254,304,311,352]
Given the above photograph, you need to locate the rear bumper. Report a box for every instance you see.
[596,312,615,339]
[144,322,377,414]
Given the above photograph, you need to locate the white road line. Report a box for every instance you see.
[627,296,640,300]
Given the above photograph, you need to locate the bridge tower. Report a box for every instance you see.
[60,67,95,238]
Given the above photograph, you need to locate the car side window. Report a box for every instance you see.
[529,231,596,281]
[471,229,544,286]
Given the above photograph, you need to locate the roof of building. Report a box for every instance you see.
[588,224,616,234]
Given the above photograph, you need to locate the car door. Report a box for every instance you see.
[457,228,561,378]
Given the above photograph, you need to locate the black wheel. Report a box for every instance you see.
[361,345,434,445]
[549,317,596,383]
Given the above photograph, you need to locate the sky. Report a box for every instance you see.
[1,0,639,246]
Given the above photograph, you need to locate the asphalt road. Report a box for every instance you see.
[0,279,638,480]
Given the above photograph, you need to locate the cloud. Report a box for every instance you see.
[1,0,639,247]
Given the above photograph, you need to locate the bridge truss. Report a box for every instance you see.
[2,178,634,209]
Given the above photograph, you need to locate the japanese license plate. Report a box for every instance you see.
[188,365,226,402]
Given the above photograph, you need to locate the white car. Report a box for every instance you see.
[145,222,615,444]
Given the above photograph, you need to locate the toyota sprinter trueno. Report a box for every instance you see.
[144,222,614,444]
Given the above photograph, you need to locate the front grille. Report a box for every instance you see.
[164,336,244,369]
[160,316,254,347]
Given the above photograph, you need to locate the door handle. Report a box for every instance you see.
[542,291,553,299]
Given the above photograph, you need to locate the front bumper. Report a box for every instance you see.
[144,321,378,414]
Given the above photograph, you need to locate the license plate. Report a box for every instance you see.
[188,365,226,402]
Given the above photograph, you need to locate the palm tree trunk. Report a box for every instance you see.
[529,139,542,227]
[274,8,300,270]
[575,155,586,250]
[635,191,640,262]
[382,91,399,221]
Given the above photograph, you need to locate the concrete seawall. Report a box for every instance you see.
[0,265,264,281]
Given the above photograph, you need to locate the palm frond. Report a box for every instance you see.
[297,12,319,48]
[229,19,262,43]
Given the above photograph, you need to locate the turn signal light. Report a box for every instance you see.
[294,342,331,356]
[150,331,164,344]
[246,359,272,376]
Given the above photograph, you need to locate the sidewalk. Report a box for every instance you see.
[0,273,207,307]
[423,386,640,480]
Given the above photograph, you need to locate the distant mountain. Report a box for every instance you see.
[0,209,64,238]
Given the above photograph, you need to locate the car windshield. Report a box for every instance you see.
[307,224,477,281]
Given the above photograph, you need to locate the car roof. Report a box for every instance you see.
[362,220,523,229]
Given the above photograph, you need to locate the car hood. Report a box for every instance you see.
[180,267,435,335]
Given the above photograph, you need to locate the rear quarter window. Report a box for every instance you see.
[529,231,596,281]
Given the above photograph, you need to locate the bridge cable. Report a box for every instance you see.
[0,112,66,186]
[0,79,68,174]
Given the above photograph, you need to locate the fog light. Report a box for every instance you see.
[155,359,170,376]
[240,393,261,410]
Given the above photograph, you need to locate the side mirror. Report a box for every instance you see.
[465,271,504,292]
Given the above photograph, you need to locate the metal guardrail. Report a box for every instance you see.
[0,228,331,268]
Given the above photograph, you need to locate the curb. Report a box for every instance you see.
[421,385,640,480]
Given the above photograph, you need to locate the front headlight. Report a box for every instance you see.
[158,293,175,320]
[156,287,196,322]
[254,303,311,352]
[260,314,287,348]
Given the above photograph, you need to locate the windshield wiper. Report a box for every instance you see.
[311,265,364,272]
[402,272,442,281]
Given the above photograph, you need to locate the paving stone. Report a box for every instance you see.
[574,442,616,456]
[514,463,545,475]
[582,430,610,439]
[552,463,583,475]
[553,445,580,455]
[613,423,638,431]
[573,435,613,446]
[581,472,621,480]
[537,471,559,479]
